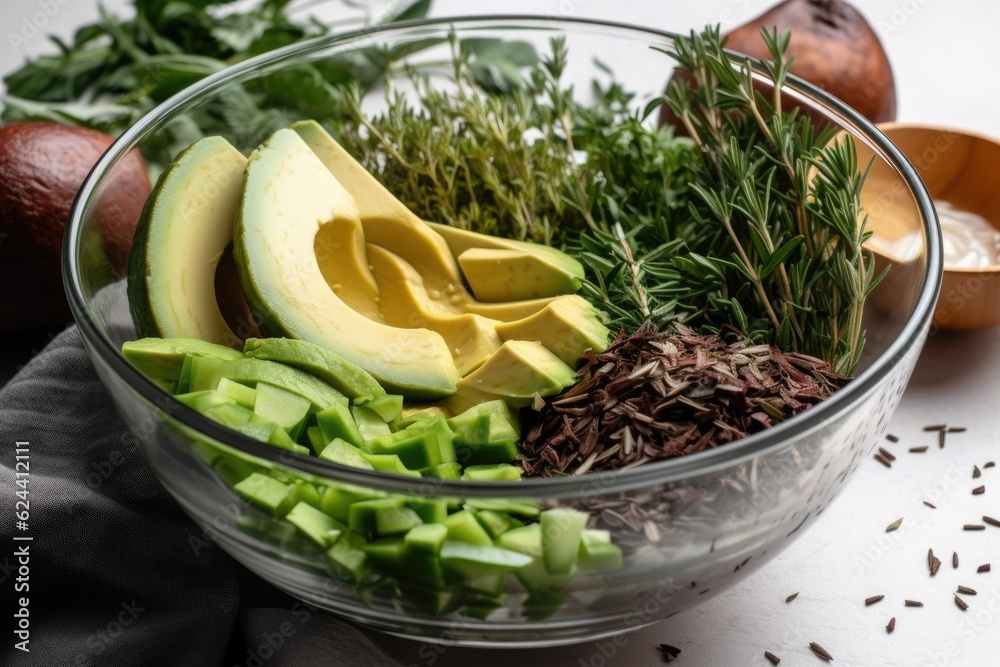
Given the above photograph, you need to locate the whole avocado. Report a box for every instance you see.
[0,122,151,330]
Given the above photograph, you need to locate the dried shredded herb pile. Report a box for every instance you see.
[521,327,847,478]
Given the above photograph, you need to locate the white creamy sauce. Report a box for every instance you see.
[937,200,1000,268]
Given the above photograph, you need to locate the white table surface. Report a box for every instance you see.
[4,1,999,665]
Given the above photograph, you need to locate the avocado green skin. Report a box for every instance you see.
[126,137,244,346]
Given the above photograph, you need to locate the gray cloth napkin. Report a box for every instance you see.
[0,323,402,666]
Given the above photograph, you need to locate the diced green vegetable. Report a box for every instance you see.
[316,403,365,449]
[361,393,404,423]
[406,498,448,524]
[474,509,511,539]
[463,464,522,481]
[439,541,532,578]
[348,498,405,535]
[443,510,493,546]
[351,405,392,443]
[318,438,375,470]
[375,506,423,536]
[234,472,293,516]
[174,390,232,413]
[285,501,344,548]
[254,382,311,440]
[217,377,256,409]
[122,337,241,381]
[363,537,406,577]
[540,508,589,575]
[421,462,461,479]
[326,539,369,582]
[187,355,347,411]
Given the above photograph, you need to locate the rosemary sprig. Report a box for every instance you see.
[652,27,884,374]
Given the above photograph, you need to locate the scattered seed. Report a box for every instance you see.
[947,426,967,433]
[865,594,884,605]
[875,453,893,468]
[928,548,935,569]
[923,424,947,431]
[955,595,969,611]
[809,642,833,661]
[939,430,947,449]
[973,486,985,495]
[974,466,982,479]
[764,650,780,665]
[983,516,1000,528]
[878,447,896,462]
[885,434,900,443]
[931,557,942,576]
[886,518,903,532]
[953,551,959,568]
[905,600,923,607]
[910,446,929,453]
[786,592,799,603]
[923,501,937,509]
[978,564,991,573]
[886,616,896,633]
[957,585,977,595]
[659,644,681,662]
[964,524,986,531]
[985,462,996,469]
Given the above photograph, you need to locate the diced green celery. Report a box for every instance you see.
[406,498,448,525]
[285,501,344,548]
[320,484,386,522]
[375,506,423,536]
[326,540,369,582]
[363,537,406,576]
[443,510,493,546]
[360,452,411,473]
[439,541,532,578]
[265,424,310,455]
[361,393,404,423]
[463,574,505,597]
[288,481,321,509]
[497,524,542,557]
[521,589,567,620]
[404,523,448,553]
[541,508,589,575]
[234,472,293,516]
[474,510,511,540]
[175,390,232,413]
[370,425,452,470]
[217,377,256,409]
[204,402,253,429]
[465,498,541,517]
[578,541,623,573]
[318,438,375,470]
[463,464,522,482]
[400,584,458,615]
[351,405,392,444]
[421,462,461,479]
[306,426,328,454]
[349,498,405,535]
[316,403,365,449]
[254,382,310,440]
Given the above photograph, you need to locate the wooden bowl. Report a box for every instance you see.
[860,123,1000,330]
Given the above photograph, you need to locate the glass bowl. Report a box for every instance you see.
[63,16,941,648]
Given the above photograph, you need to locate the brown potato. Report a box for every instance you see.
[661,0,896,128]
[0,122,151,330]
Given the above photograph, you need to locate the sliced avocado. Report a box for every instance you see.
[494,295,611,366]
[457,247,582,302]
[290,119,466,295]
[447,340,577,410]
[243,337,385,403]
[366,244,502,375]
[234,128,460,399]
[462,296,562,323]
[427,221,586,280]
[186,355,347,411]
[127,136,250,347]
[122,337,242,382]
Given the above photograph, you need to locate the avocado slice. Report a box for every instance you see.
[127,136,250,347]
[366,244,502,375]
[122,337,242,382]
[243,337,385,403]
[457,247,582,302]
[233,128,460,399]
[494,295,610,366]
[290,120,466,296]
[426,221,586,280]
[447,340,576,411]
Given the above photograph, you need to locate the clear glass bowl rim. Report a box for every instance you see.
[63,14,943,499]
